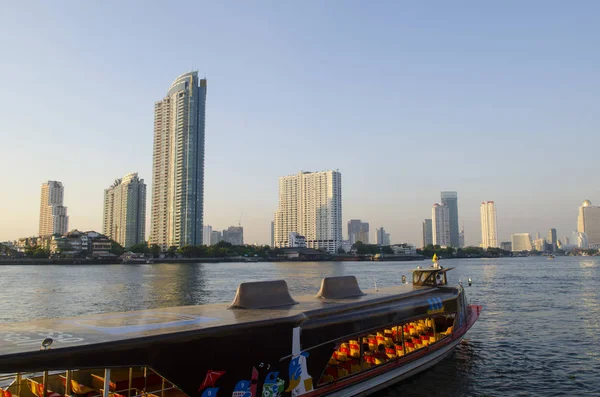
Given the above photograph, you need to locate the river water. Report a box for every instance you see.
[1,257,599,396]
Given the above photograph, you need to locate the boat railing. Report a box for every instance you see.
[0,367,186,397]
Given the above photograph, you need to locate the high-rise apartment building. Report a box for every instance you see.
[203,225,213,246]
[432,203,450,247]
[270,221,274,247]
[39,181,68,236]
[348,220,370,244]
[274,170,342,254]
[441,191,459,247]
[102,173,146,248]
[577,200,600,249]
[376,227,391,246]
[511,233,533,251]
[480,201,498,248]
[459,225,465,248]
[422,219,433,247]
[210,231,222,246]
[150,71,207,249]
[547,228,557,252]
[223,226,244,246]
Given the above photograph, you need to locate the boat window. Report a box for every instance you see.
[0,367,187,397]
[317,313,458,386]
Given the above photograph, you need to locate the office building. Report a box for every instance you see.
[432,203,450,247]
[39,181,68,236]
[500,241,512,251]
[577,200,600,249]
[102,173,146,248]
[376,227,391,246]
[348,220,369,244]
[459,225,465,248]
[150,71,207,249]
[441,191,459,247]
[203,225,213,246]
[422,219,433,247]
[564,236,570,245]
[511,233,533,252]
[547,228,557,252]
[222,226,244,246]
[480,201,498,248]
[274,170,342,253]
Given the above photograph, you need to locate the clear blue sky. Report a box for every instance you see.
[1,1,599,246]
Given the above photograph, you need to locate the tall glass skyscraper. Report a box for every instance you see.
[441,191,459,247]
[150,72,207,249]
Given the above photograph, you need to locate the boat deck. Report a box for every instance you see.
[0,283,453,357]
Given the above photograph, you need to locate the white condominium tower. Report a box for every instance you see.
[103,172,147,248]
[480,201,498,248]
[274,170,342,253]
[150,71,207,249]
[39,181,68,236]
[432,203,450,247]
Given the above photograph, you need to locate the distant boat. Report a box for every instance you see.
[547,255,555,260]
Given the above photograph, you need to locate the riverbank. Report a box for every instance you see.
[0,254,425,265]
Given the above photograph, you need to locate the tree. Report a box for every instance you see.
[129,242,149,254]
[109,241,124,256]
[33,247,50,258]
[167,246,178,257]
[337,247,346,254]
[150,244,161,258]
[382,246,394,255]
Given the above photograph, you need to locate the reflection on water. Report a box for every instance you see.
[1,257,600,395]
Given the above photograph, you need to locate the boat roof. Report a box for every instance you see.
[0,280,457,359]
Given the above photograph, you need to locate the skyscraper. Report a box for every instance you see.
[150,72,207,249]
[422,219,433,247]
[432,203,450,247]
[102,173,146,248]
[274,170,342,253]
[441,191,459,247]
[222,226,244,246]
[376,227,390,246]
[270,221,274,248]
[203,225,213,246]
[459,225,465,248]
[511,233,533,251]
[547,228,557,252]
[480,201,498,248]
[348,220,369,244]
[577,200,600,249]
[39,181,68,236]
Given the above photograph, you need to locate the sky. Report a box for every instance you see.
[1,1,599,246]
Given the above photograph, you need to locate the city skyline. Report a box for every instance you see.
[2,3,600,245]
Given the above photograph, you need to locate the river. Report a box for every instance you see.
[1,257,599,396]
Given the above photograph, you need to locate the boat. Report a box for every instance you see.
[120,253,148,264]
[0,267,481,397]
